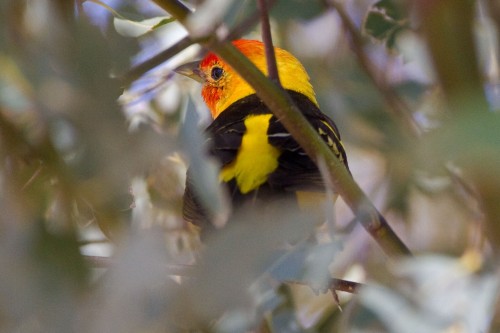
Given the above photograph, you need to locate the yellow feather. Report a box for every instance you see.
[215,46,318,117]
[219,114,281,193]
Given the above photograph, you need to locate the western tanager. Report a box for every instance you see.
[177,40,349,231]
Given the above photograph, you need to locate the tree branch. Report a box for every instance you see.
[152,0,412,258]
[329,277,362,294]
[285,278,362,294]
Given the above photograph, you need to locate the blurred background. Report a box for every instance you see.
[0,0,499,332]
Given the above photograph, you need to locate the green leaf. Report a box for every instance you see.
[363,0,408,48]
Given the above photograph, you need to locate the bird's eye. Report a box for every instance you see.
[211,66,224,81]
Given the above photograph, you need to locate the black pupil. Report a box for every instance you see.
[211,67,223,80]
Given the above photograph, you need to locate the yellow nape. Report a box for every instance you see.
[215,45,318,116]
[219,114,281,193]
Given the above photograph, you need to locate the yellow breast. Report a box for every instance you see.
[219,114,281,193]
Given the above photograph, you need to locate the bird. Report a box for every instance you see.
[176,39,349,233]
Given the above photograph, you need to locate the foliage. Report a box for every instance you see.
[0,0,499,332]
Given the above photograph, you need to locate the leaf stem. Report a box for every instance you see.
[286,278,362,294]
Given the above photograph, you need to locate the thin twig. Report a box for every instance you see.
[257,0,281,85]
[21,160,44,190]
[329,277,362,294]
[285,278,362,294]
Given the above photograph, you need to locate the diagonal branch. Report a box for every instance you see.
[152,0,412,258]
[257,0,281,85]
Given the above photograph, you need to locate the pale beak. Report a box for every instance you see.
[174,61,205,83]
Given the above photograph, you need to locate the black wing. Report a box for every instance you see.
[182,91,348,226]
[266,91,348,192]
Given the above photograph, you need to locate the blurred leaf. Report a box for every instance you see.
[419,111,500,246]
[85,0,154,22]
[356,285,439,333]
[384,147,414,215]
[32,220,89,288]
[271,0,324,22]
[85,0,124,19]
[393,80,428,103]
[419,112,500,174]
[177,202,315,329]
[314,57,390,149]
[417,0,487,113]
[356,256,499,333]
[485,83,500,111]
[84,229,178,333]
[222,0,254,30]
[0,2,5,49]
[186,0,237,37]
[269,241,342,290]
[0,220,88,332]
[266,285,303,333]
[290,282,340,331]
[363,0,408,48]
[180,97,230,227]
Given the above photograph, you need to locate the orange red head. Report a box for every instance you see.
[176,40,318,119]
